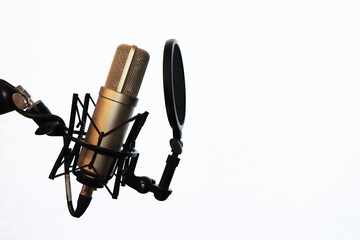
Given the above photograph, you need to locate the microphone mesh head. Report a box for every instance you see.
[105,44,149,98]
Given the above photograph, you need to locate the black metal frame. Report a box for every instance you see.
[48,93,178,200]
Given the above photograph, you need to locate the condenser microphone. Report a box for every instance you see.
[0,39,185,218]
[70,44,149,217]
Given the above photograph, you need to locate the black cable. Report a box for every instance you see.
[64,151,92,218]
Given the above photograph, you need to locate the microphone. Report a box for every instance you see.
[70,44,149,217]
[0,39,185,218]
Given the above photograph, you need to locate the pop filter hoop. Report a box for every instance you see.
[163,39,186,140]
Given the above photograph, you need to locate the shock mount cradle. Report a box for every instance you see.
[48,93,180,201]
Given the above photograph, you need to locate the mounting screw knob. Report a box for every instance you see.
[170,138,183,155]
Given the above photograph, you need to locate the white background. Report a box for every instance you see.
[0,0,360,239]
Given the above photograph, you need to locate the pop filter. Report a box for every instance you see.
[163,39,186,140]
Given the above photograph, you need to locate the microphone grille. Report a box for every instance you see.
[105,44,150,98]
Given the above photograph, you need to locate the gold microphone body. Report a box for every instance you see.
[76,44,149,191]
